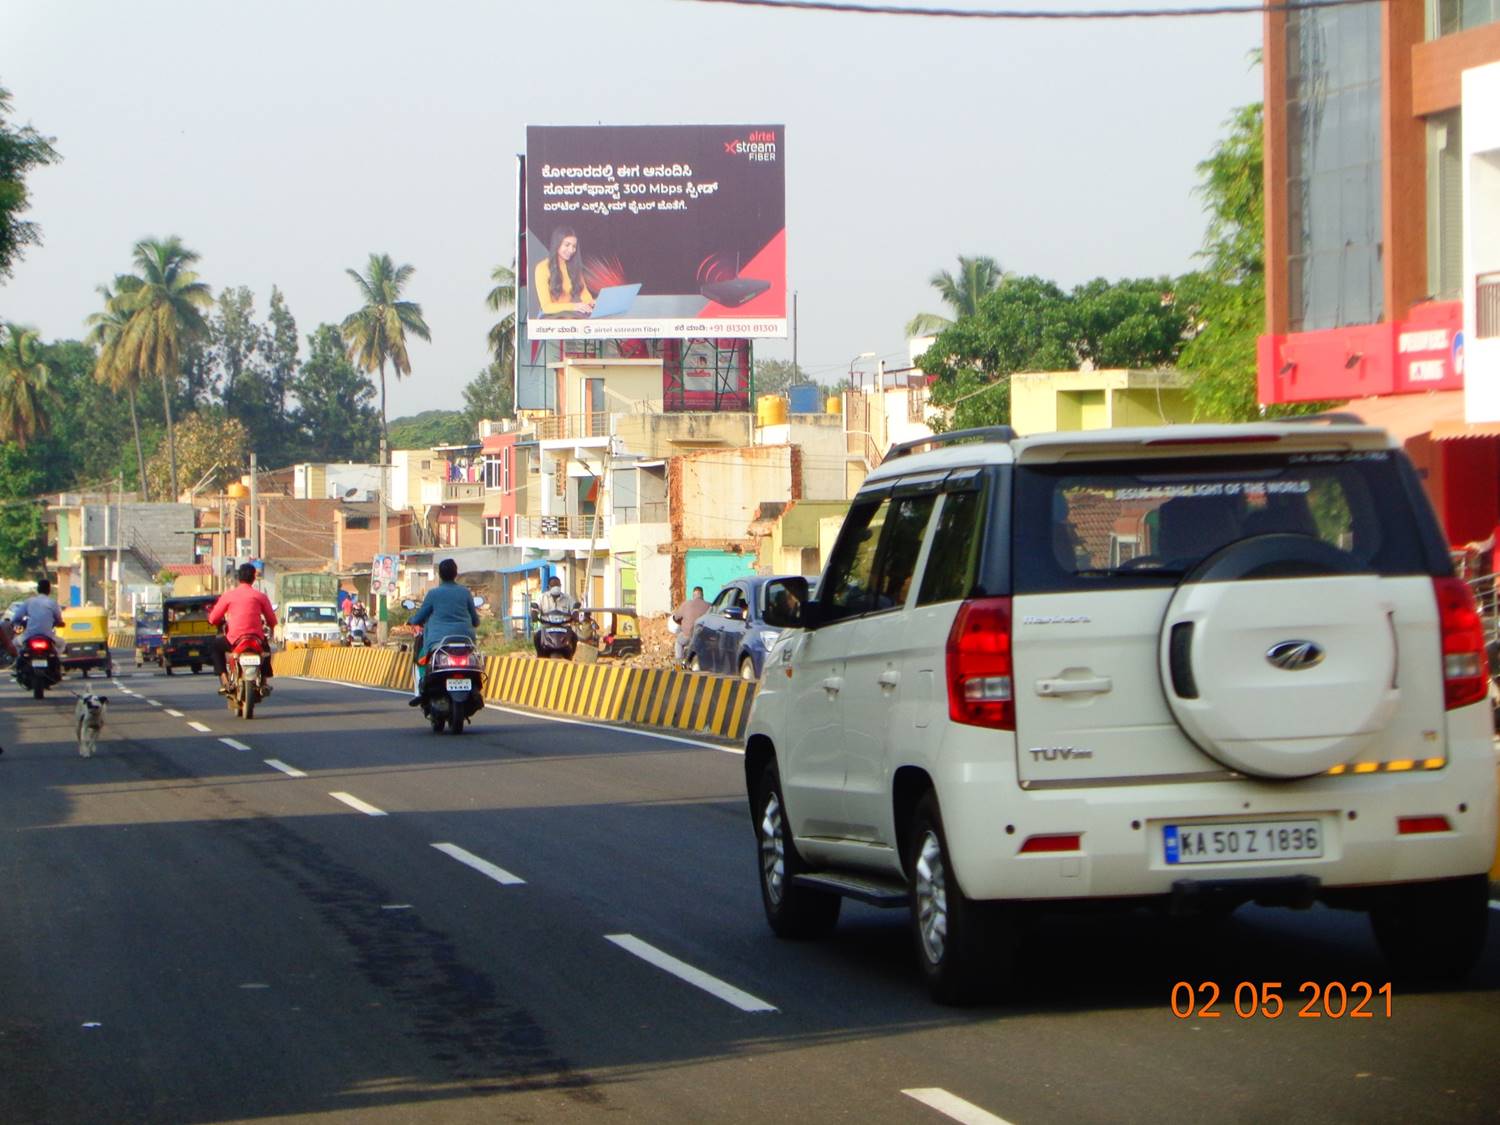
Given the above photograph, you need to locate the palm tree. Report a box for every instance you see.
[120,236,212,499]
[340,252,431,443]
[0,324,54,448]
[85,275,150,499]
[485,263,516,374]
[905,254,1007,338]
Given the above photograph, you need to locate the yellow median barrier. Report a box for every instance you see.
[270,646,755,741]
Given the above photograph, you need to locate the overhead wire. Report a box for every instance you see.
[684,0,1376,17]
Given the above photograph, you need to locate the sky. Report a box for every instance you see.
[2,0,1263,418]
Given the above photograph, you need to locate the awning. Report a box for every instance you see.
[498,560,550,575]
[1432,420,1500,442]
[1342,392,1464,444]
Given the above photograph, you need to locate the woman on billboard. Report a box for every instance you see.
[535,226,595,315]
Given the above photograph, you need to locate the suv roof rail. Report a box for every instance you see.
[886,426,1017,461]
[1278,411,1368,425]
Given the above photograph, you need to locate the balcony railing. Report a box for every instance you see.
[613,501,669,525]
[1479,272,1500,340]
[518,514,605,540]
[442,481,485,502]
[535,412,612,441]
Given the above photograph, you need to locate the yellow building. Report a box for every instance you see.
[1009,369,1194,436]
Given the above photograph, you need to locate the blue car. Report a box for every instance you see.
[685,575,803,681]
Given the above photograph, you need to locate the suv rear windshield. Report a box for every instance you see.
[1014,451,1439,593]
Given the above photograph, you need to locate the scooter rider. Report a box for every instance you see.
[538,575,576,615]
[15,578,66,652]
[208,563,278,696]
[408,558,480,705]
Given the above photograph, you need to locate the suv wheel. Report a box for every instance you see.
[908,792,1014,1005]
[1369,874,1489,985]
[754,760,840,939]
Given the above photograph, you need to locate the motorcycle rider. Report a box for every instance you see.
[208,563,278,696]
[407,558,480,705]
[15,578,66,654]
[538,575,576,614]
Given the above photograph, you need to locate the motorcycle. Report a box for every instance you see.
[15,635,62,700]
[224,634,270,719]
[416,634,485,735]
[531,606,578,660]
[342,615,373,647]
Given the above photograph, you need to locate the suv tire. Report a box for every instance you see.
[754,760,840,939]
[1369,874,1489,985]
[908,792,1015,1005]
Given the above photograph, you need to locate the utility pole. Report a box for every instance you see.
[581,440,611,612]
[792,290,798,377]
[248,452,259,574]
[378,436,389,643]
[114,475,124,621]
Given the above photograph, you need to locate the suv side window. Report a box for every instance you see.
[820,498,889,623]
[918,490,984,605]
[712,587,738,612]
[869,495,937,611]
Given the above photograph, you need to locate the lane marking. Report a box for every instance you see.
[188,721,212,733]
[264,759,307,778]
[270,676,738,754]
[147,699,162,706]
[902,1089,1014,1125]
[431,842,525,886]
[604,933,776,1013]
[381,903,412,910]
[219,737,251,751]
[329,791,386,817]
[165,709,184,717]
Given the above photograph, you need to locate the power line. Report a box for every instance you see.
[684,0,1375,17]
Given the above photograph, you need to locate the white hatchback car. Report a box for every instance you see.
[746,422,1499,1003]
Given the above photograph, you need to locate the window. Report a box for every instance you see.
[869,495,937,611]
[1431,0,1500,36]
[1427,109,1464,301]
[484,517,503,546]
[502,448,511,493]
[820,499,889,623]
[712,586,740,612]
[482,455,502,490]
[503,516,510,544]
[918,491,985,606]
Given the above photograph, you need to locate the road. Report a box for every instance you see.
[1,657,1498,1124]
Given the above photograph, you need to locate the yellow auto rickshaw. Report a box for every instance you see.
[161,594,219,674]
[60,604,113,678]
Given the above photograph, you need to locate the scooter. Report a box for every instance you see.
[15,635,62,700]
[532,607,578,660]
[343,615,373,647]
[224,634,270,719]
[416,635,485,735]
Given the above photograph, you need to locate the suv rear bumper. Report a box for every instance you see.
[938,741,1499,903]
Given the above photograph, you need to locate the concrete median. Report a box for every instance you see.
[271,647,757,742]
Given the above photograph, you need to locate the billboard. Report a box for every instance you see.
[524,124,786,340]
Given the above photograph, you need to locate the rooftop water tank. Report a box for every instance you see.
[787,383,822,414]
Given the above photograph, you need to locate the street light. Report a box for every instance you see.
[848,351,876,391]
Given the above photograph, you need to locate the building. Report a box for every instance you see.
[1009,369,1194,436]
[47,495,197,611]
[1257,1,1500,541]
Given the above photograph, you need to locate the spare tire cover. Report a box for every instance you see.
[1159,541,1398,779]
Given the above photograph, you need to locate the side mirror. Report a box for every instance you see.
[724,606,747,622]
[473,595,487,609]
[761,577,810,629]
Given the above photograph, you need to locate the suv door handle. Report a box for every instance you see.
[820,676,843,696]
[1035,676,1113,697]
[878,670,901,688]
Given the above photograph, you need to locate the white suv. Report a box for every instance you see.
[746,423,1498,1003]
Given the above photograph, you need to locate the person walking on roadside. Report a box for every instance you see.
[672,586,710,665]
[407,558,481,704]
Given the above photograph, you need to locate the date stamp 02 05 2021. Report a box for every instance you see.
[1171,981,1394,1019]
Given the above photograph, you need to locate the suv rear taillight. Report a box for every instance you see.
[946,597,1014,730]
[1433,577,1487,710]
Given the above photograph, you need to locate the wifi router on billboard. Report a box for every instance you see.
[522,124,787,341]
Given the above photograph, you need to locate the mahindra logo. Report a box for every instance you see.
[1266,640,1324,671]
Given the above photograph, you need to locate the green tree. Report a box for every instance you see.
[144,410,247,501]
[486,264,516,374]
[387,410,469,449]
[0,84,59,284]
[207,285,260,404]
[120,236,213,498]
[340,252,431,443]
[0,443,49,577]
[462,360,513,435]
[85,276,151,497]
[905,254,1006,338]
[919,276,1076,430]
[265,285,299,418]
[44,337,141,492]
[291,324,378,461]
[0,324,54,447]
[1070,276,1191,370]
[752,358,806,397]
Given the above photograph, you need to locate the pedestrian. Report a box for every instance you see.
[672,585,711,665]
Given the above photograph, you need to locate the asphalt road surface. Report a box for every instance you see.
[1,657,1498,1124]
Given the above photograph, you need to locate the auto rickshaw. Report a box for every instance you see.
[134,607,164,667]
[580,607,642,660]
[60,604,113,679]
[161,594,219,674]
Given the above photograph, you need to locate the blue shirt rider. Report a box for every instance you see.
[407,558,480,703]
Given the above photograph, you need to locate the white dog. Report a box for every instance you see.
[74,694,108,758]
